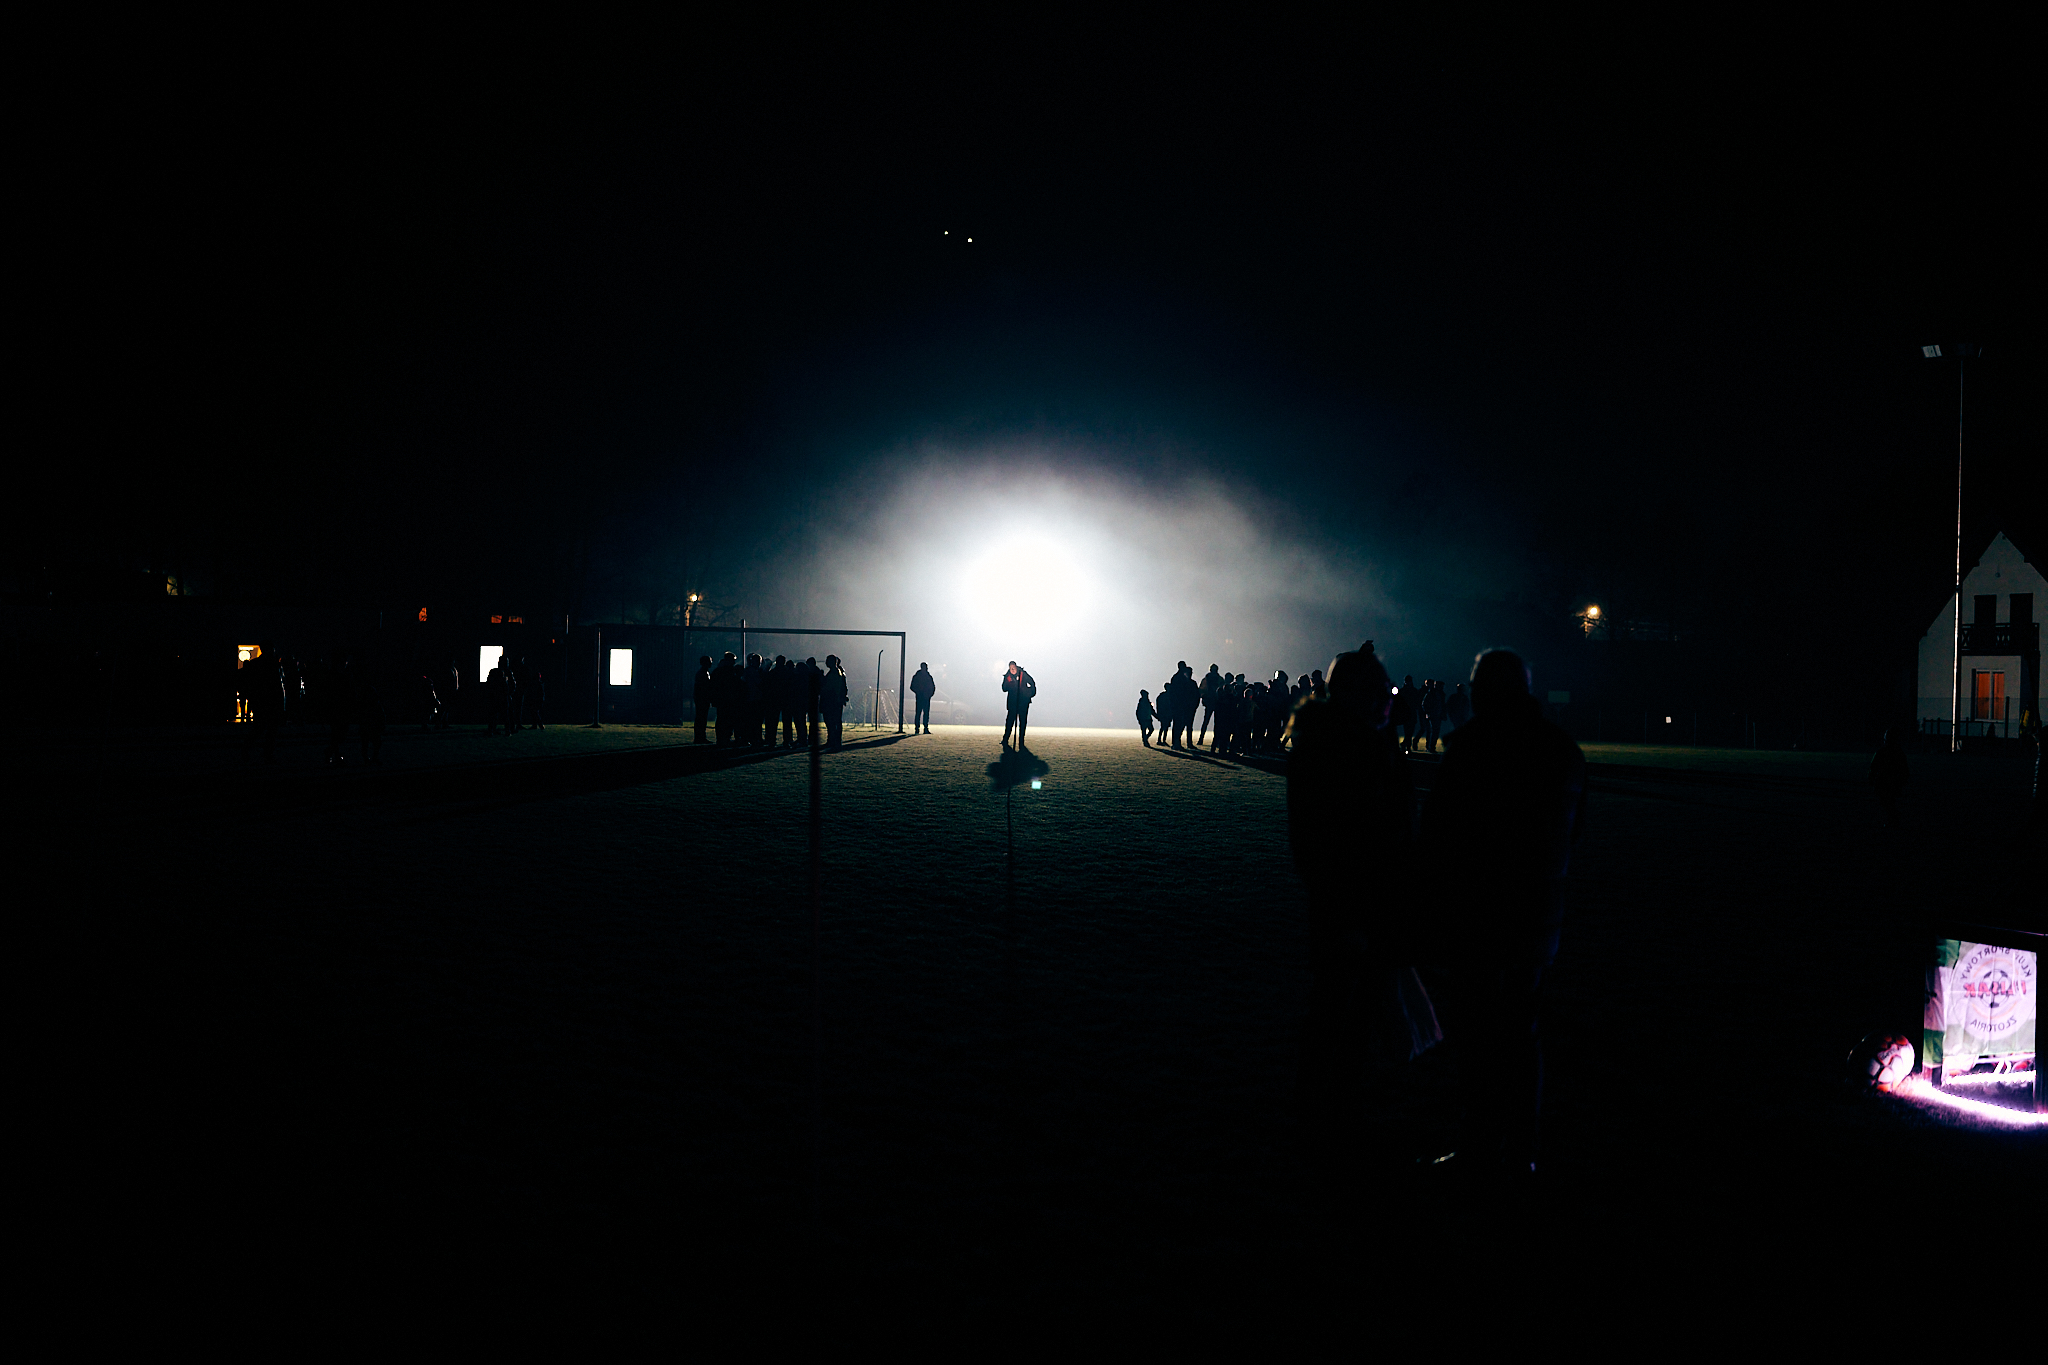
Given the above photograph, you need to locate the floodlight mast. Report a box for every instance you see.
[1924,344,1977,752]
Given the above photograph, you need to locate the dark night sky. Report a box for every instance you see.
[19,33,2040,716]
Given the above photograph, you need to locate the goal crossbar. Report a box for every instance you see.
[691,623,906,733]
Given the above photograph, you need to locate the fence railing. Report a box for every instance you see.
[1919,715,2021,741]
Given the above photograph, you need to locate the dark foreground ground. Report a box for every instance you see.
[23,720,2042,1315]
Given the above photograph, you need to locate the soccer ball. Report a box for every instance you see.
[1847,1032,1915,1091]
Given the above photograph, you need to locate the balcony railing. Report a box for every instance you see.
[1959,621,2040,655]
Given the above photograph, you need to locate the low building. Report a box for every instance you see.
[1916,532,2043,738]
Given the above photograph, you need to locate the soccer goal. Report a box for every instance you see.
[693,621,908,733]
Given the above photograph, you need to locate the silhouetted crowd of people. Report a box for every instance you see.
[1136,656,1482,762]
[692,651,849,750]
[1137,661,1328,755]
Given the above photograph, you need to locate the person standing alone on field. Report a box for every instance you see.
[911,662,936,734]
[1135,688,1156,746]
[1002,661,1036,749]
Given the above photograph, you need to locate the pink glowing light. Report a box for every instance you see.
[1892,1075,2047,1129]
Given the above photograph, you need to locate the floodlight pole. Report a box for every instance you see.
[1927,345,1976,753]
[1951,357,1964,753]
[875,650,884,730]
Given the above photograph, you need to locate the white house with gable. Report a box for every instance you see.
[1917,532,2043,737]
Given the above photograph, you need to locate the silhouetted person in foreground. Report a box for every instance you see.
[1002,661,1036,749]
[1421,649,1586,1176]
[821,654,849,749]
[1135,688,1156,746]
[911,662,936,734]
[1869,727,1908,829]
[1288,649,1432,1143]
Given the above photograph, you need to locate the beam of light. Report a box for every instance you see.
[1891,1075,2046,1129]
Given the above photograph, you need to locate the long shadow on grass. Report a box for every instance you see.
[1152,745,1288,777]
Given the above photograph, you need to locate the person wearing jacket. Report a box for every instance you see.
[910,662,936,734]
[1001,661,1037,749]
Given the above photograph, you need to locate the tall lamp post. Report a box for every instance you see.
[1923,343,1980,752]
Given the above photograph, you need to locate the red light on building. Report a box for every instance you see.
[418,608,429,622]
[490,615,503,624]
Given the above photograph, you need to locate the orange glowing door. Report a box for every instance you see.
[1972,671,2005,721]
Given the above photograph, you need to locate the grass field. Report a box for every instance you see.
[29,720,2041,1306]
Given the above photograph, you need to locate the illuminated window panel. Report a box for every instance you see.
[479,645,504,681]
[609,648,634,686]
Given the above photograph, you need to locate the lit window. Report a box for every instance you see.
[236,644,259,665]
[609,648,634,686]
[1972,671,2006,721]
[479,645,504,681]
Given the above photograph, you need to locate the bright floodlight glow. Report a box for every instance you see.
[961,533,1090,645]
[1586,605,1600,618]
[479,645,503,681]
[609,648,634,686]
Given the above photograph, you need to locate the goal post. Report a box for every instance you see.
[723,622,906,733]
